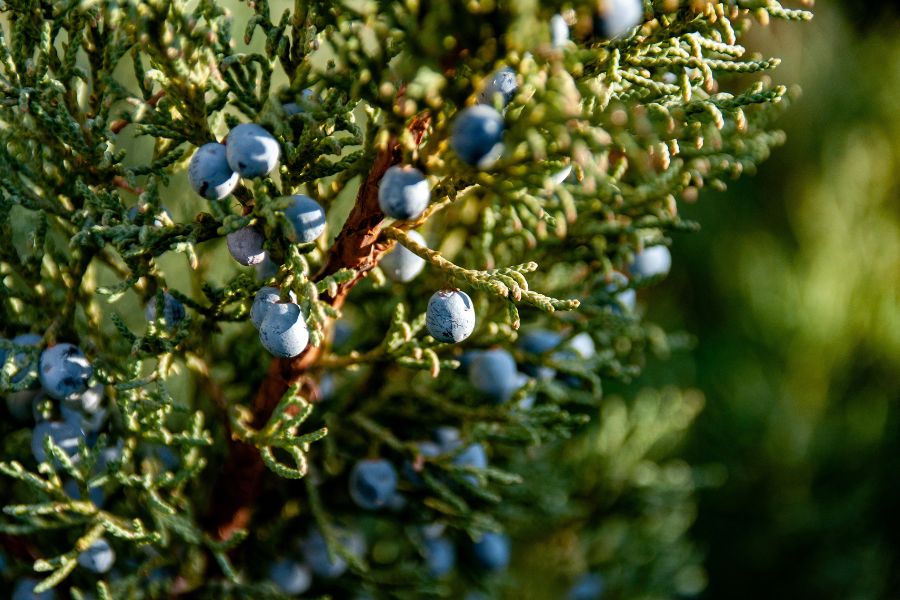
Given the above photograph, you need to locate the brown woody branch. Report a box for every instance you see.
[204,114,431,543]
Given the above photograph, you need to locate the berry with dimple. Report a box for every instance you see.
[594,0,643,39]
[378,166,430,220]
[568,573,606,600]
[39,343,92,401]
[188,142,239,200]
[424,536,456,577]
[426,289,476,343]
[630,245,672,280]
[77,538,115,574]
[284,194,327,243]
[145,292,187,331]
[31,420,84,465]
[551,13,570,48]
[450,105,505,168]
[605,272,636,313]
[469,349,525,403]
[226,227,266,266]
[381,230,427,282]
[478,67,517,107]
[471,532,510,572]
[12,578,56,600]
[269,559,312,595]
[349,458,398,510]
[258,302,309,358]
[225,123,280,178]
[250,286,298,329]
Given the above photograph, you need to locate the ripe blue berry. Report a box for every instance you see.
[552,164,573,185]
[403,440,442,486]
[519,329,563,381]
[450,105,505,168]
[349,458,399,510]
[478,67,517,107]
[302,528,365,579]
[63,478,105,508]
[605,272,636,313]
[284,194,327,243]
[145,292,186,331]
[551,13,570,48]
[381,230,427,282]
[77,538,115,574]
[378,166,430,220]
[226,227,266,266]
[424,537,456,577]
[255,253,279,282]
[568,573,606,600]
[258,302,309,358]
[31,420,84,465]
[471,532,510,572]
[426,289,476,343]
[226,123,280,178]
[250,286,297,329]
[595,0,643,39]
[269,559,312,595]
[630,245,672,280]
[188,142,239,201]
[39,344,92,401]
[433,426,463,452]
[453,443,488,472]
[12,578,56,600]
[469,349,525,402]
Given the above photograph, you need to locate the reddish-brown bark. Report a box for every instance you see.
[205,114,431,543]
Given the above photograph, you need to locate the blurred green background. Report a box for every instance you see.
[638,2,900,598]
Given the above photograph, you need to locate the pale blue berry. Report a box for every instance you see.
[478,67,517,107]
[551,13,570,48]
[381,230,426,282]
[5,332,42,386]
[450,105,505,168]
[349,458,398,510]
[605,272,636,313]
[568,573,606,600]
[453,443,488,472]
[269,559,312,595]
[77,538,115,574]
[424,537,456,577]
[284,194,326,243]
[226,123,280,178]
[12,578,56,600]
[31,420,84,465]
[145,292,186,331]
[595,0,643,39]
[251,286,298,329]
[568,332,596,359]
[378,166,430,220]
[426,289,476,343]
[255,253,279,282]
[63,478,105,508]
[630,245,671,280]
[471,532,510,572]
[188,142,239,200]
[469,349,524,402]
[226,227,266,266]
[39,344,92,401]
[258,302,309,358]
